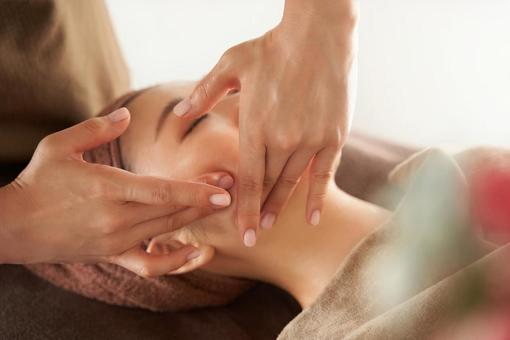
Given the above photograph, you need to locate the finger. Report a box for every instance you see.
[237,132,265,247]
[261,149,292,205]
[147,243,215,275]
[109,169,232,208]
[42,108,130,156]
[191,172,235,190]
[173,51,239,119]
[120,172,234,225]
[126,206,215,245]
[109,244,200,278]
[261,150,315,229]
[306,148,341,226]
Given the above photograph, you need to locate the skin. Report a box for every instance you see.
[0,107,233,277]
[173,0,359,247]
[0,0,358,278]
[119,82,389,307]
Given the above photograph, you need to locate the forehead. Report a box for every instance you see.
[119,83,195,172]
[128,82,195,117]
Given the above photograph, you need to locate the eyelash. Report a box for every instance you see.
[184,114,209,137]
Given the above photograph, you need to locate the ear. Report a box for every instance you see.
[147,233,215,275]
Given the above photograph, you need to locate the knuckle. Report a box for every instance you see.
[83,118,106,136]
[279,175,300,188]
[238,211,260,227]
[263,197,283,211]
[312,169,334,184]
[304,136,326,150]
[239,176,263,194]
[273,133,300,152]
[99,212,121,234]
[151,186,171,204]
[327,131,343,148]
[263,176,276,188]
[36,135,57,154]
[185,190,203,207]
[195,82,210,101]
[221,46,237,63]
[90,180,116,199]
[309,190,328,202]
[90,180,106,197]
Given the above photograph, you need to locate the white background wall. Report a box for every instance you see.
[106,0,510,147]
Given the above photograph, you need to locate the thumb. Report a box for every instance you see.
[110,244,202,278]
[46,107,131,156]
[173,56,238,119]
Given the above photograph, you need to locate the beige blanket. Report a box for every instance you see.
[278,148,510,340]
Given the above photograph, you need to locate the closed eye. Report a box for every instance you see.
[184,114,209,138]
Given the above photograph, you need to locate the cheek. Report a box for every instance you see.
[174,126,239,180]
[173,125,240,237]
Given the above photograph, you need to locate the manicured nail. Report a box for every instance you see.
[218,175,234,189]
[260,213,275,230]
[108,107,130,122]
[243,229,257,247]
[209,193,231,206]
[187,249,202,261]
[310,210,321,226]
[173,98,191,117]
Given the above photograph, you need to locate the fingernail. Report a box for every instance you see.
[108,107,130,122]
[260,213,275,230]
[209,193,231,206]
[310,210,321,226]
[187,249,202,261]
[173,98,191,117]
[243,229,257,247]
[218,175,234,189]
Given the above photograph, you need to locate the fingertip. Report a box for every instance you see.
[260,212,276,230]
[173,98,191,117]
[209,192,232,207]
[185,248,202,261]
[193,172,234,189]
[309,209,321,226]
[243,229,257,247]
[218,175,234,189]
[107,107,130,123]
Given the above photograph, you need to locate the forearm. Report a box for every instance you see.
[282,0,359,29]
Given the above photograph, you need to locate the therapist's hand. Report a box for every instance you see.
[0,108,233,277]
[173,0,358,246]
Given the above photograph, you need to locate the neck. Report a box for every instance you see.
[245,182,389,307]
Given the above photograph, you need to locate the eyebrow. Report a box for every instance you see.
[155,97,183,140]
[154,90,238,140]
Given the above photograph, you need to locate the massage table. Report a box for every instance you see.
[0,133,415,339]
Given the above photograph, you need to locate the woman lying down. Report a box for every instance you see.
[27,83,510,339]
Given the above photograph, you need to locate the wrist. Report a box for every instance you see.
[282,0,358,32]
[0,182,22,264]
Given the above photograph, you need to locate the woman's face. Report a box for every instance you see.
[122,83,239,180]
[120,82,245,271]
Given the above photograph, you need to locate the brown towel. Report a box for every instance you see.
[25,91,253,312]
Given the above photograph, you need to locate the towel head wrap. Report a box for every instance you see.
[26,89,253,311]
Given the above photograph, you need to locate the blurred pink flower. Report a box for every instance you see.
[471,167,510,243]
